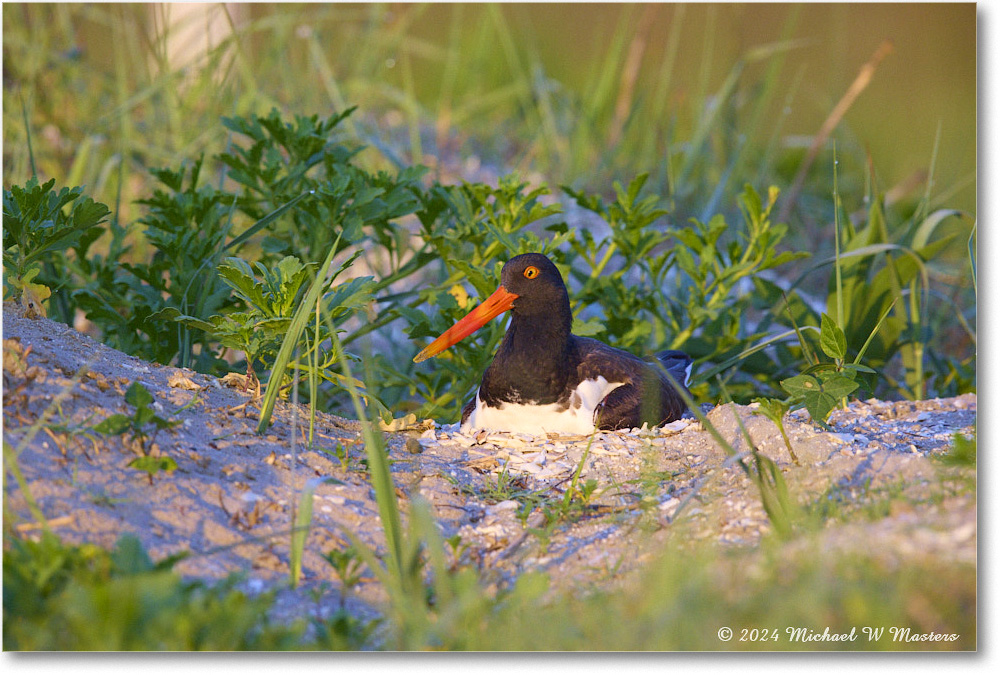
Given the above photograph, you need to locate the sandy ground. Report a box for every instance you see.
[2,302,977,627]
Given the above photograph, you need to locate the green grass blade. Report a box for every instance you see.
[833,144,844,329]
[290,476,343,588]
[222,190,313,252]
[256,230,343,432]
[326,328,406,586]
[853,298,897,365]
[691,327,818,386]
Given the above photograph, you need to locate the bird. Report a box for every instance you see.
[413,252,693,434]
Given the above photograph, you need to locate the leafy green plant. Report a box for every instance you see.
[2,177,110,312]
[126,455,179,486]
[563,173,674,349]
[564,179,809,403]
[669,185,809,396]
[778,313,865,425]
[83,380,190,487]
[1,532,336,650]
[91,381,180,457]
[751,397,799,465]
[324,546,367,607]
[786,161,973,401]
[164,254,373,398]
[67,159,240,370]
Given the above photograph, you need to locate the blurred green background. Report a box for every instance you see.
[3,2,976,217]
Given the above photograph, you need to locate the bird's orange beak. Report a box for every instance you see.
[413,286,519,363]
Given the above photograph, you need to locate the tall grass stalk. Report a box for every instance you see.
[833,145,845,330]
[288,347,303,586]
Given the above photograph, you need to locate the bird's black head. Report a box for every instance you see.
[500,253,569,317]
[411,252,571,363]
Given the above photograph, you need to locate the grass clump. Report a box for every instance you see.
[458,537,975,651]
[1,532,353,650]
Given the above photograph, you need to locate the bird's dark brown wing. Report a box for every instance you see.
[571,336,688,429]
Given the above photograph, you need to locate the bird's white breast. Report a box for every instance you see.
[462,376,624,435]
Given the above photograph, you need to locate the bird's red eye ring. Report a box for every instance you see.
[523,266,540,279]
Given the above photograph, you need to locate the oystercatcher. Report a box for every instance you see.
[414,253,693,434]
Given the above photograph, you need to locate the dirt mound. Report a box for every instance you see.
[2,303,977,623]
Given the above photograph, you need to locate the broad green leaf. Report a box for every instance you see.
[801,390,839,424]
[819,313,847,360]
[150,307,217,334]
[571,316,604,337]
[92,414,132,436]
[127,455,178,476]
[325,276,376,314]
[124,382,153,409]
[779,374,821,397]
[817,371,860,399]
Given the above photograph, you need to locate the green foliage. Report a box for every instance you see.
[781,372,857,425]
[790,165,974,401]
[751,397,799,464]
[91,382,180,457]
[2,177,110,312]
[126,455,178,485]
[167,254,375,399]
[203,256,320,388]
[2,107,972,424]
[323,546,366,601]
[219,107,427,266]
[70,158,240,370]
[2,533,319,650]
[778,311,869,426]
[564,173,674,348]
[937,432,976,468]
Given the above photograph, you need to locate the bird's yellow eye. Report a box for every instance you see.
[523,266,540,279]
